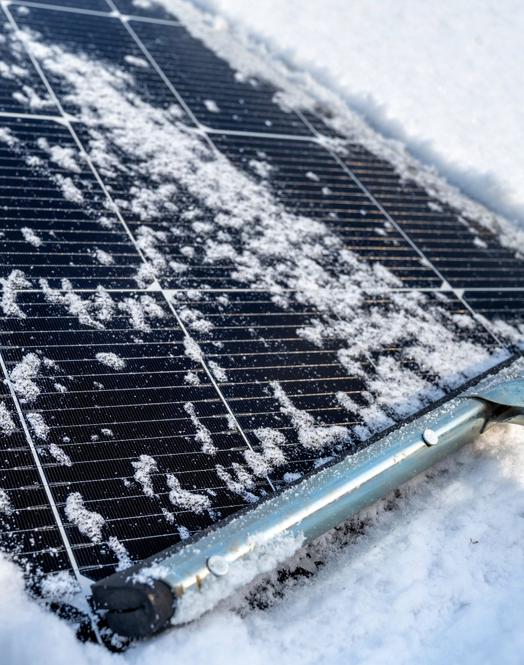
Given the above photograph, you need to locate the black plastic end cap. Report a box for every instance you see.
[91,578,175,638]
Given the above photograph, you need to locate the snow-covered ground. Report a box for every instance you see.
[3,0,524,663]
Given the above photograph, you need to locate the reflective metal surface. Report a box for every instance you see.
[93,360,524,636]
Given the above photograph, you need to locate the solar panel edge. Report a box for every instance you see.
[0,0,522,646]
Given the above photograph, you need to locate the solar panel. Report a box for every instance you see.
[0,0,521,645]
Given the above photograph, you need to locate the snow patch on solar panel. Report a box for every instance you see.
[96,352,126,370]
[26,412,50,441]
[9,25,517,467]
[10,353,42,402]
[65,492,105,543]
[0,488,13,516]
[166,475,211,513]
[21,226,42,247]
[132,454,158,497]
[47,442,72,467]
[184,402,217,455]
[0,402,16,437]
[1,270,31,318]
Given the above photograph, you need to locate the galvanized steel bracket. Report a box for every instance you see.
[463,376,524,430]
[91,357,524,639]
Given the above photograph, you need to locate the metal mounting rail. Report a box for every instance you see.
[92,354,524,638]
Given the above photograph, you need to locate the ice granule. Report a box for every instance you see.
[96,352,126,370]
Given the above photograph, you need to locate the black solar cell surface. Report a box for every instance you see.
[0,0,521,628]
[0,117,143,288]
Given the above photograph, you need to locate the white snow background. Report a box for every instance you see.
[2,0,524,663]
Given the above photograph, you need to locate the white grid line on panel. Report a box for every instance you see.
[3,1,275,490]
[291,110,507,346]
[0,350,103,643]
[6,0,181,25]
[104,0,207,135]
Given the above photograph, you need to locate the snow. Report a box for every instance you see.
[108,536,133,572]
[2,424,524,664]
[132,455,158,497]
[203,99,220,113]
[41,279,106,330]
[245,428,286,477]
[47,443,72,467]
[0,402,16,437]
[184,401,217,455]
[0,270,31,318]
[0,488,13,516]
[39,571,80,603]
[94,248,114,266]
[166,474,211,513]
[184,370,201,386]
[95,352,126,371]
[64,493,105,543]
[10,354,42,403]
[271,381,350,449]
[21,227,42,248]
[208,360,227,382]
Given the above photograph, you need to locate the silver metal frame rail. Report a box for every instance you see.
[92,354,524,638]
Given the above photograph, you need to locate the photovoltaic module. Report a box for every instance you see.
[0,0,522,645]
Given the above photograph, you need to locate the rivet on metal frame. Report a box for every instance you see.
[422,428,439,446]
[207,555,229,577]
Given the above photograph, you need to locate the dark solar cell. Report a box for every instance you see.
[15,7,194,120]
[0,14,58,115]
[0,379,72,576]
[212,134,442,288]
[338,145,524,288]
[172,288,499,484]
[129,19,314,135]
[1,290,274,580]
[0,117,144,289]
[464,291,524,327]
[12,0,111,10]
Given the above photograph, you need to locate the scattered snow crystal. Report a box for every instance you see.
[184,402,217,455]
[166,475,211,514]
[244,427,287,476]
[21,227,43,247]
[108,536,132,571]
[48,443,72,467]
[124,54,150,68]
[216,463,258,502]
[183,336,204,363]
[204,99,220,112]
[40,279,105,330]
[0,402,16,437]
[27,412,50,441]
[0,270,31,318]
[94,248,114,265]
[208,360,227,382]
[0,488,13,516]
[96,352,126,370]
[65,492,105,543]
[10,353,41,402]
[184,371,201,386]
[132,454,158,497]
[40,571,80,602]
[271,381,349,449]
